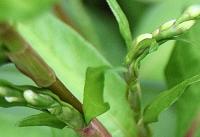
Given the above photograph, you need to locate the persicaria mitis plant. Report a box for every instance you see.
[0,0,200,137]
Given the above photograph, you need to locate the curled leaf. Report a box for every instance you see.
[83,66,110,124]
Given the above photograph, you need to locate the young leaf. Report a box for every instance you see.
[106,0,132,49]
[0,0,56,21]
[17,113,66,129]
[83,66,110,124]
[143,74,200,123]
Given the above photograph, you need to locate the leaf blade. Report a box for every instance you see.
[17,113,66,129]
[83,66,110,124]
[143,74,200,123]
[106,0,132,49]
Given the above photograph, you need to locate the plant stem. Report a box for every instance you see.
[53,3,94,48]
[0,23,82,112]
[53,4,80,33]
[0,23,111,137]
[125,62,141,122]
[79,119,111,137]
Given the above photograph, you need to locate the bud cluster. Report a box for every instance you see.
[126,4,200,67]
[0,81,84,129]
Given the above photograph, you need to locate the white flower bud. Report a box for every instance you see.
[185,5,200,19]
[24,89,56,108]
[176,5,200,24]
[4,96,23,103]
[23,90,38,105]
[160,19,176,31]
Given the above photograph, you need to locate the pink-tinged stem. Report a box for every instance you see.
[79,119,111,137]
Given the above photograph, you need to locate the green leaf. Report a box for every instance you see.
[165,22,200,137]
[0,0,56,21]
[143,74,200,123]
[83,66,110,124]
[17,14,137,137]
[106,0,132,49]
[17,113,66,129]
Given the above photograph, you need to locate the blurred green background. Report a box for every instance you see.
[0,0,200,136]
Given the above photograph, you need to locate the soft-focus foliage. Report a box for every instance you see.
[1,0,200,137]
[0,0,56,21]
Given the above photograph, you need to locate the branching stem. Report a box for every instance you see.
[0,23,111,137]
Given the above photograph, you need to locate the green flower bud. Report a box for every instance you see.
[56,106,84,129]
[23,90,57,108]
[176,20,196,34]
[152,29,160,38]
[135,33,153,46]
[154,20,195,41]
[126,33,152,65]
[0,86,22,97]
[160,19,176,31]
[0,87,9,96]
[47,106,62,115]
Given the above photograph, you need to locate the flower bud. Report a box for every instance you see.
[126,33,152,64]
[135,33,153,46]
[176,5,200,24]
[154,20,195,41]
[24,89,56,108]
[185,5,200,19]
[152,29,160,38]
[0,87,8,96]
[4,96,23,103]
[0,86,22,97]
[176,20,196,34]
[160,19,176,31]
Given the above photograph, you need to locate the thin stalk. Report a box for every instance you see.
[125,62,141,122]
[125,54,149,137]
[53,4,81,34]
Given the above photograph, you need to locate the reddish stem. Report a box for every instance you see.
[53,4,81,34]
[79,119,111,137]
